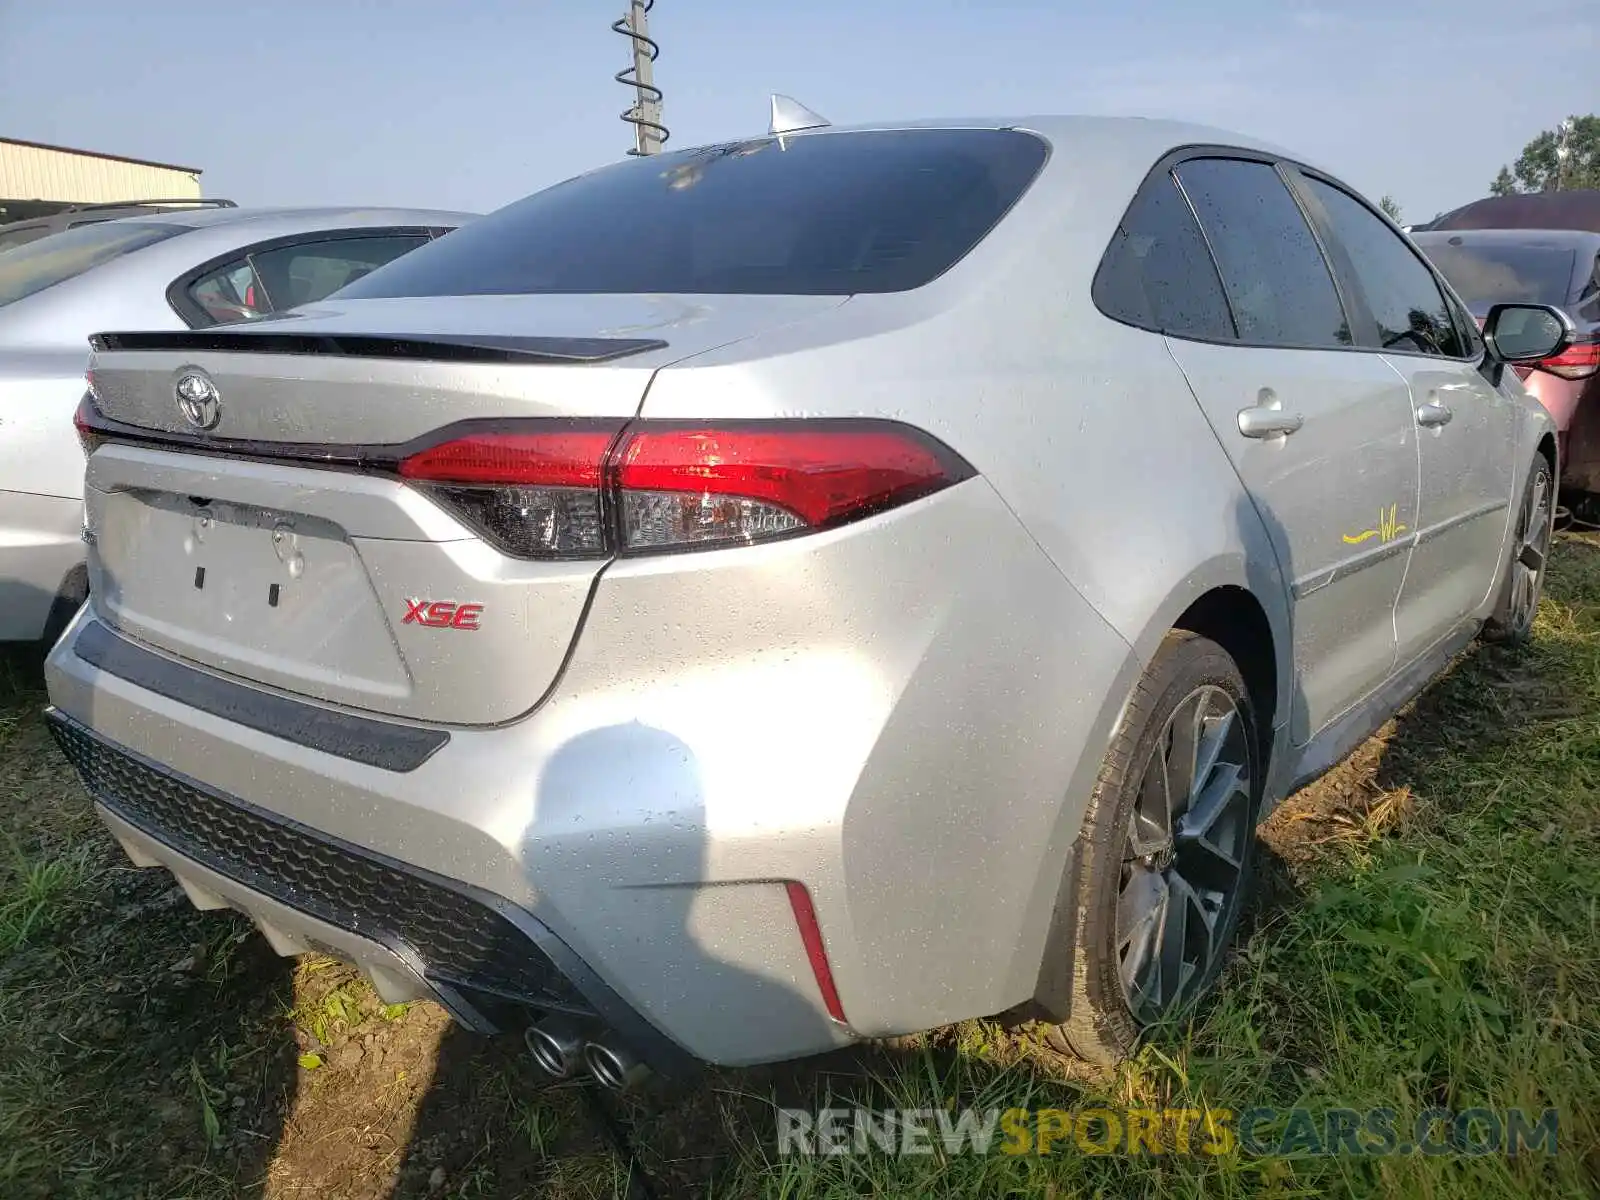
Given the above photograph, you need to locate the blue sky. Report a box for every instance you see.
[1,0,1594,224]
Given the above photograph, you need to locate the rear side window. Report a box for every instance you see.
[1093,170,1236,341]
[1299,177,1467,357]
[188,258,269,324]
[340,130,1048,298]
[181,234,433,327]
[1175,158,1351,349]
[251,234,430,308]
[0,221,185,307]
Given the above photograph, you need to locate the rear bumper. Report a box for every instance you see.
[44,478,1136,1066]
[46,709,693,1072]
[0,490,84,642]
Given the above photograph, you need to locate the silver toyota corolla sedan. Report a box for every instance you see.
[44,116,1562,1086]
[0,205,473,644]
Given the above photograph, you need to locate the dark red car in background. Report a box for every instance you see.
[1414,227,1600,496]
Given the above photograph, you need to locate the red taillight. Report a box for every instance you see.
[397,421,625,560]
[74,391,103,457]
[614,425,964,528]
[1535,341,1600,381]
[397,424,622,487]
[395,419,974,560]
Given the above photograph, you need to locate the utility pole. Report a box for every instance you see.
[614,0,667,157]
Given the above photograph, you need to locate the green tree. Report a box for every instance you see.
[1490,115,1600,194]
[1379,195,1403,223]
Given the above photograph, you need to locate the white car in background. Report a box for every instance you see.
[0,205,473,644]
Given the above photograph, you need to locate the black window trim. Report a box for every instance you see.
[1280,164,1481,365]
[1163,168,1239,340]
[1441,283,1486,360]
[1094,143,1463,361]
[166,226,445,328]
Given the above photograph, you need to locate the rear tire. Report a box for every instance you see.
[39,566,89,652]
[39,564,89,652]
[1482,457,1553,646]
[1044,631,1261,1064]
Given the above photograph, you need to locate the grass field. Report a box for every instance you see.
[2,538,1596,1199]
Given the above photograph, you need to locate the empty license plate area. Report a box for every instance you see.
[91,488,411,699]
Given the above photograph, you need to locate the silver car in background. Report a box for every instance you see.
[0,205,472,644]
[45,117,1562,1082]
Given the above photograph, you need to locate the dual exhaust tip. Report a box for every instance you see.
[525,1018,650,1092]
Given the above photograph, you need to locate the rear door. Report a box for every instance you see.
[1292,172,1515,666]
[1153,155,1420,743]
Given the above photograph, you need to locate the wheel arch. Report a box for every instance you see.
[1029,558,1291,1023]
[1126,553,1292,743]
[1536,430,1558,481]
[1172,586,1278,768]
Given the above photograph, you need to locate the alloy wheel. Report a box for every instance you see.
[1508,467,1553,634]
[1116,684,1253,1024]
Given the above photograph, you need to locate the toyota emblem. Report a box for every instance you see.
[175,371,221,430]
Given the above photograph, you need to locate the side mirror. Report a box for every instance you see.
[1482,303,1574,364]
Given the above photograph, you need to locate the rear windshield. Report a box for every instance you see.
[0,220,186,308]
[340,129,1048,298]
[1415,238,1577,310]
[0,225,52,253]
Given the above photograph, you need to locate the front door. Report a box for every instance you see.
[1386,357,1514,662]
[1289,173,1517,667]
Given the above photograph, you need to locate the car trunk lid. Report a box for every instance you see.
[79,293,845,726]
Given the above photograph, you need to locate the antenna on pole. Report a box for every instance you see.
[614,0,668,156]
[1554,117,1576,192]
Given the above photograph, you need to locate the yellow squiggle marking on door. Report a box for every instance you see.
[1342,504,1408,545]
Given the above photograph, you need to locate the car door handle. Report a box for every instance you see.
[1416,401,1453,428]
[1237,405,1305,438]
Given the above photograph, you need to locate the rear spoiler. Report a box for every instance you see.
[87,330,669,365]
